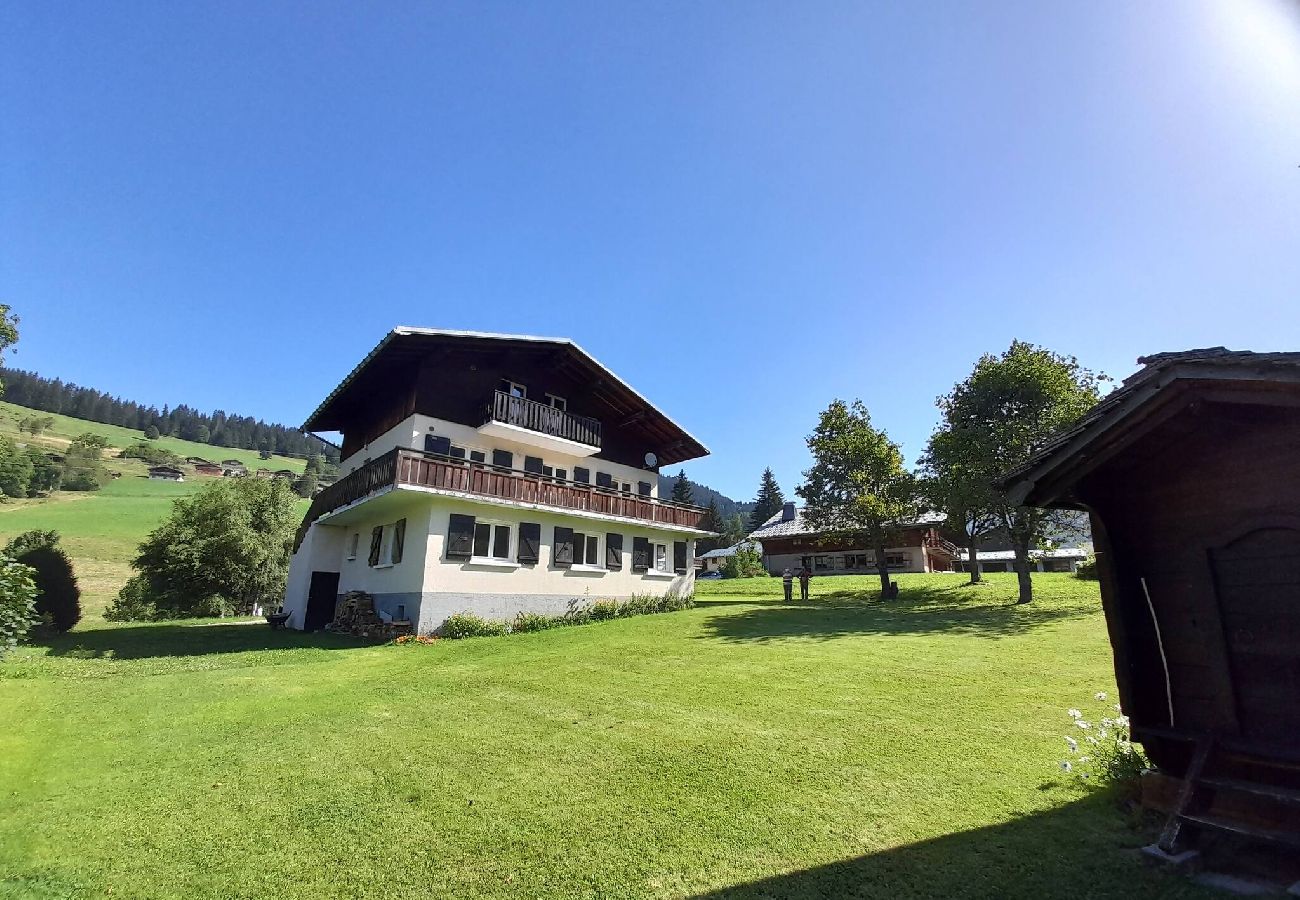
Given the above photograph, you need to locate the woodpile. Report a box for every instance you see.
[327,590,413,640]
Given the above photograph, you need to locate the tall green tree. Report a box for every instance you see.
[937,341,1103,604]
[113,477,299,619]
[670,470,694,504]
[143,424,160,440]
[0,436,34,499]
[919,428,1002,584]
[797,400,916,598]
[0,304,18,396]
[747,468,785,531]
[696,497,723,553]
[62,433,110,492]
[721,513,748,548]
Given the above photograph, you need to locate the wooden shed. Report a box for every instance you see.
[1001,348,1300,854]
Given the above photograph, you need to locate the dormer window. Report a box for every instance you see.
[499,379,526,399]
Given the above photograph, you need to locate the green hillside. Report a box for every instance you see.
[0,401,311,622]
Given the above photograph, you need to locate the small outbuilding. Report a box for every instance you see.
[148,465,185,483]
[193,462,224,476]
[1001,348,1300,855]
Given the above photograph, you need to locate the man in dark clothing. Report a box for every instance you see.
[798,566,812,601]
[781,568,793,602]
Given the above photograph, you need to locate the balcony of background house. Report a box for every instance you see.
[478,390,603,457]
[295,446,707,548]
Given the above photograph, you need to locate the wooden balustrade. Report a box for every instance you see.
[487,391,602,447]
[295,447,706,549]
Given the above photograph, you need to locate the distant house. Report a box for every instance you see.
[255,468,272,479]
[148,466,185,483]
[748,503,960,575]
[193,462,224,477]
[953,548,1088,574]
[272,469,295,480]
[186,456,213,466]
[222,460,248,476]
[698,541,762,574]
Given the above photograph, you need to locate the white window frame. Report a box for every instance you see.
[347,532,360,561]
[374,522,402,569]
[469,518,515,566]
[500,379,527,399]
[572,532,604,571]
[545,393,567,411]
[653,542,669,573]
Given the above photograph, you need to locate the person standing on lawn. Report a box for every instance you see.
[798,566,812,601]
[781,567,793,602]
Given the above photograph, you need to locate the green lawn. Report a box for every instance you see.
[0,574,1214,899]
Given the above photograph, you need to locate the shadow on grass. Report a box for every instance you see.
[691,793,1202,899]
[701,591,1094,642]
[37,623,374,660]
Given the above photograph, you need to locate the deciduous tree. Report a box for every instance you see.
[5,532,80,633]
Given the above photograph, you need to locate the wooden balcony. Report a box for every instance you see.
[295,447,707,548]
[484,390,602,449]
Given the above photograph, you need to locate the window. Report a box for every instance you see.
[573,533,601,567]
[545,393,567,411]
[469,449,487,466]
[637,481,652,497]
[347,532,360,560]
[553,467,567,483]
[492,449,514,471]
[472,522,512,560]
[886,553,908,568]
[369,519,406,568]
[654,543,669,573]
[815,555,832,571]
[573,466,590,484]
[499,379,526,399]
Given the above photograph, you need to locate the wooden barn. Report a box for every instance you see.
[1001,348,1300,856]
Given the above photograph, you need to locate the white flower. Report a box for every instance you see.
[1065,736,1078,752]
[1068,709,1083,719]
[1095,691,1108,701]
[1086,735,1099,745]
[1077,756,1090,764]
[1115,714,1130,728]
[1100,717,1113,728]
[1080,772,1090,780]
[1113,703,1123,713]
[1075,720,1091,730]
[1059,760,1072,772]
[1098,728,1109,739]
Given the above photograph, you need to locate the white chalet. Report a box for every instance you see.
[283,328,712,634]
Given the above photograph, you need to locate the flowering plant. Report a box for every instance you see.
[1058,691,1147,784]
[393,634,439,645]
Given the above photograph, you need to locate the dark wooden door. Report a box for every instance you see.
[1209,527,1300,745]
[304,571,341,631]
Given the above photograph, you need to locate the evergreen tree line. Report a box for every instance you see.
[1,368,339,462]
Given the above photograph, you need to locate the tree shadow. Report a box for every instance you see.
[691,793,1215,899]
[37,623,375,660]
[700,592,1094,642]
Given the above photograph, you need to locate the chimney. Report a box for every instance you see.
[781,502,796,522]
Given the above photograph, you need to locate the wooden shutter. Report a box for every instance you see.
[606,533,623,570]
[368,526,383,566]
[673,541,687,574]
[573,466,590,484]
[392,518,406,564]
[425,434,451,456]
[524,456,544,474]
[492,449,513,470]
[518,523,541,564]
[637,481,651,497]
[553,527,574,567]
[595,471,613,489]
[632,537,650,572]
[447,514,476,559]
[572,532,587,566]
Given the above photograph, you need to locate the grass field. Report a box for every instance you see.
[0,574,1215,899]
[0,401,310,619]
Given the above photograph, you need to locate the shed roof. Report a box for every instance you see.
[747,507,947,540]
[698,541,762,560]
[302,327,709,466]
[1000,347,1300,508]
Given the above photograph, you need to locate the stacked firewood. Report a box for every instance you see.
[327,590,413,640]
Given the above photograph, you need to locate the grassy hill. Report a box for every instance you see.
[0,574,1214,899]
[0,401,310,620]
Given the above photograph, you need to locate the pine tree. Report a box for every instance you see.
[748,468,785,531]
[670,470,694,504]
[144,424,160,440]
[697,498,723,553]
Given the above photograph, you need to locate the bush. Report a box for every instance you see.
[512,611,560,633]
[588,600,619,621]
[0,555,39,658]
[104,575,157,622]
[1059,691,1147,786]
[721,545,767,579]
[62,434,110,492]
[5,532,80,633]
[1075,556,1099,581]
[120,442,183,466]
[440,612,509,639]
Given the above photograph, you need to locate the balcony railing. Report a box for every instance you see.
[295,447,706,549]
[485,390,602,448]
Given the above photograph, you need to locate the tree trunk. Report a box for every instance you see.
[967,543,981,584]
[875,540,894,599]
[1012,536,1033,604]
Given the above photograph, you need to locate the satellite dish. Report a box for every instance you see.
[644,451,658,468]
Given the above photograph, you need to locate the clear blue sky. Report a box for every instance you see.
[3,1,1298,501]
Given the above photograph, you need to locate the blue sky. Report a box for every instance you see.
[3,1,1299,501]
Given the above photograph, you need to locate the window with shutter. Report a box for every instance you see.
[553,527,574,567]
[368,526,383,566]
[572,532,586,565]
[573,467,590,484]
[425,434,451,456]
[596,472,613,489]
[492,449,514,470]
[391,519,406,564]
[524,456,544,474]
[518,523,541,564]
[674,541,687,574]
[606,533,623,570]
[632,537,650,572]
[447,514,476,559]
[637,482,651,497]
[469,450,486,465]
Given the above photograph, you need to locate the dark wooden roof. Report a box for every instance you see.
[302,327,710,465]
[1000,348,1300,509]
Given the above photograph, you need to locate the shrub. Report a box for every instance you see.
[1075,556,1099,581]
[1059,691,1148,786]
[104,575,157,622]
[8,536,80,633]
[588,600,619,621]
[440,612,509,639]
[512,611,560,633]
[721,545,767,579]
[0,555,39,658]
[119,442,183,466]
[62,434,111,492]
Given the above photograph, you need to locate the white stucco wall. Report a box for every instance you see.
[339,413,661,498]
[282,523,348,629]
[763,546,929,576]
